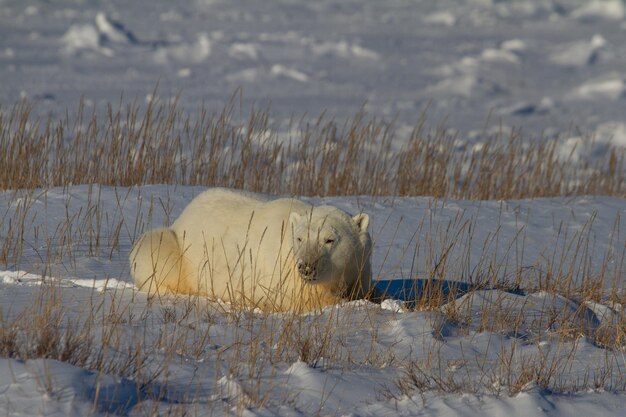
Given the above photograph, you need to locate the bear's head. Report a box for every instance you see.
[289,206,372,297]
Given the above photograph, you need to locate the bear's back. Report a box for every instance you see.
[169,188,312,301]
[172,188,310,236]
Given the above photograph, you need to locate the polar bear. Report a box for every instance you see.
[129,188,373,312]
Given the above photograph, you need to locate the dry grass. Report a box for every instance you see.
[0,274,623,415]
[0,96,623,198]
[0,95,625,414]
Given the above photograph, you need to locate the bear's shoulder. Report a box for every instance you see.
[180,189,312,224]
[265,197,312,214]
[191,188,313,208]
[194,187,270,204]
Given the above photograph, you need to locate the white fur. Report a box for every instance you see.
[129,188,372,312]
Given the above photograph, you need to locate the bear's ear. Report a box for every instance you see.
[289,212,302,228]
[352,213,369,233]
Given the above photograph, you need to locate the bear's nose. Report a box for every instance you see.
[297,259,317,280]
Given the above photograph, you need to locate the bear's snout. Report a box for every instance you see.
[297,258,318,281]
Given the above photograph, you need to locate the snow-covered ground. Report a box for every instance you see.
[0,186,624,416]
[1,0,626,143]
[1,0,626,415]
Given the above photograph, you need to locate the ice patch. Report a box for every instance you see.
[153,33,211,64]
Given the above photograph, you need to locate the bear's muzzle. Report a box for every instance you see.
[297,258,318,282]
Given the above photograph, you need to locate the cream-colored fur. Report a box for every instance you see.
[129,188,372,312]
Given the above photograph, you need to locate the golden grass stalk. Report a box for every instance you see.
[1,97,623,198]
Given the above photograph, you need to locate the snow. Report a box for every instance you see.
[570,73,626,101]
[1,0,626,415]
[5,356,619,417]
[380,298,406,313]
[95,13,136,45]
[550,35,607,67]
[595,121,626,147]
[423,11,457,27]
[0,186,624,416]
[2,0,626,141]
[0,270,133,292]
[269,64,310,83]
[153,33,212,65]
[61,24,113,57]
[228,43,260,60]
[0,359,142,416]
[571,0,626,21]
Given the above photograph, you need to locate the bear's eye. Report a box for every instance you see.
[296,237,302,243]
[324,238,335,245]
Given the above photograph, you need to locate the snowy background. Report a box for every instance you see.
[1,0,626,143]
[1,0,625,416]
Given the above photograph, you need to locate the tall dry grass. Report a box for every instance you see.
[0,95,624,414]
[0,96,623,198]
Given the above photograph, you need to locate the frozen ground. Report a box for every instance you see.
[1,0,626,144]
[0,186,624,416]
[1,0,626,415]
